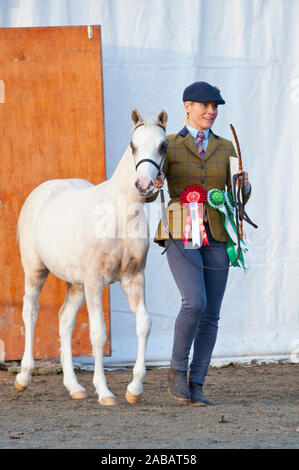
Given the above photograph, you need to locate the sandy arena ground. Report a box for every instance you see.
[0,360,298,449]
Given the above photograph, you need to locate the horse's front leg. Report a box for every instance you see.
[84,275,116,406]
[121,271,152,404]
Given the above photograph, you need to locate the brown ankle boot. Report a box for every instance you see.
[168,368,190,404]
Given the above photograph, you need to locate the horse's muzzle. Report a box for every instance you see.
[135,177,154,195]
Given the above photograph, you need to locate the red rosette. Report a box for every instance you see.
[180,185,207,205]
[180,185,209,246]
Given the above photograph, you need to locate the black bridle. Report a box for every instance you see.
[133,122,167,174]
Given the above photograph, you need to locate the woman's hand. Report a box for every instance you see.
[155,171,165,189]
[236,170,249,190]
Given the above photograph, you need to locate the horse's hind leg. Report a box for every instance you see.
[59,283,86,399]
[121,272,152,404]
[15,267,49,392]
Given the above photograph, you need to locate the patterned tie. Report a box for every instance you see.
[196,131,205,158]
[196,131,208,221]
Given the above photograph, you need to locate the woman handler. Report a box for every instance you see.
[148,81,251,405]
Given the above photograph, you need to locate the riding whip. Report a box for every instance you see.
[230,124,258,238]
[230,124,244,239]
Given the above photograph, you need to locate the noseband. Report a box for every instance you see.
[135,158,162,172]
[133,122,167,174]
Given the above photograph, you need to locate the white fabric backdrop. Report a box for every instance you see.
[1,0,299,366]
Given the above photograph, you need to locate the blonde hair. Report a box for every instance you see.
[183,101,192,126]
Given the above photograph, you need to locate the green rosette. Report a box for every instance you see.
[207,189,248,270]
[207,189,225,209]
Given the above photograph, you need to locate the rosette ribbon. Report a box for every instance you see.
[206,189,249,270]
[180,185,209,248]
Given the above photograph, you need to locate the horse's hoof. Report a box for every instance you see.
[71,391,87,399]
[14,379,27,392]
[125,389,141,404]
[99,396,117,406]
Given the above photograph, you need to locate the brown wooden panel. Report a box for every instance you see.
[0,26,111,360]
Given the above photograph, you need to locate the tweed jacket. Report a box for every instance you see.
[146,126,251,246]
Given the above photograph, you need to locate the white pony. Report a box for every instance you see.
[14,108,168,406]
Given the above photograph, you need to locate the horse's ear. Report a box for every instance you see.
[157,109,168,128]
[131,108,143,127]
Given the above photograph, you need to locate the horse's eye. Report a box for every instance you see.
[130,141,136,152]
[160,142,168,154]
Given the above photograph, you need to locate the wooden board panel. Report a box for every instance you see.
[0,26,111,360]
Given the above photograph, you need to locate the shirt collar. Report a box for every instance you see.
[186,125,210,141]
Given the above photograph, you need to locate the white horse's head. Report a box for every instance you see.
[130,108,168,196]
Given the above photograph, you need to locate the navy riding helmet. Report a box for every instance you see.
[183,81,225,105]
